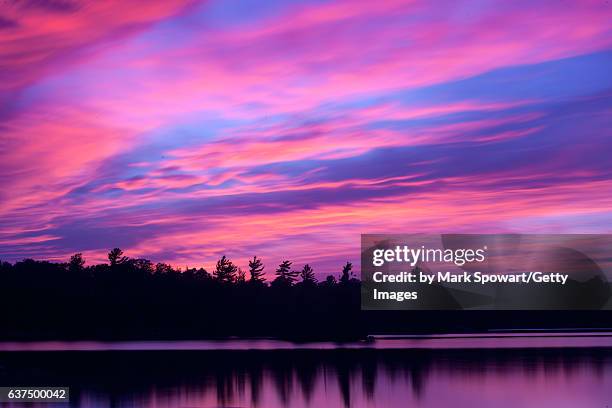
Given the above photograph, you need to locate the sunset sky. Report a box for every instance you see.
[1,0,611,276]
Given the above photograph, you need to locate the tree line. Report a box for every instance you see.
[1,248,605,341]
[70,248,358,286]
[0,249,362,341]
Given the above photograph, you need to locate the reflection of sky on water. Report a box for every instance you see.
[2,342,612,407]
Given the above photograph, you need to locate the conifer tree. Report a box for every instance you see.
[340,261,353,284]
[214,255,238,283]
[300,263,317,284]
[275,260,298,285]
[236,267,246,283]
[108,248,128,266]
[248,256,266,284]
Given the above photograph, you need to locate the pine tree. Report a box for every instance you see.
[248,256,266,284]
[236,267,246,283]
[275,260,298,285]
[108,248,128,266]
[340,261,353,284]
[300,263,316,284]
[214,255,237,283]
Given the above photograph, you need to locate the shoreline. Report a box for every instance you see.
[2,331,612,352]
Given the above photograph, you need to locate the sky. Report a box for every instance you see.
[1,0,611,276]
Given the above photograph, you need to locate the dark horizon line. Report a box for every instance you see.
[1,247,359,285]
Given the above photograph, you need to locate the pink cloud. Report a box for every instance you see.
[1,0,611,269]
[0,0,195,92]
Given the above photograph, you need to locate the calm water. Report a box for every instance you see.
[1,335,612,407]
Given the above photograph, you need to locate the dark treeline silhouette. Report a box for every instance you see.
[1,248,611,341]
[0,249,361,340]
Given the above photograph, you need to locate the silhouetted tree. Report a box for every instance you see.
[236,267,246,284]
[194,267,211,281]
[0,253,375,341]
[321,275,337,287]
[300,264,316,285]
[340,262,353,284]
[274,260,298,286]
[214,255,237,283]
[248,256,266,284]
[132,258,154,274]
[108,248,128,266]
[155,262,173,275]
[68,253,85,273]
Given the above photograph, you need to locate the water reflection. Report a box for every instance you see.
[1,347,612,407]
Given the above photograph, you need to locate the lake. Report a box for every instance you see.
[1,333,612,407]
